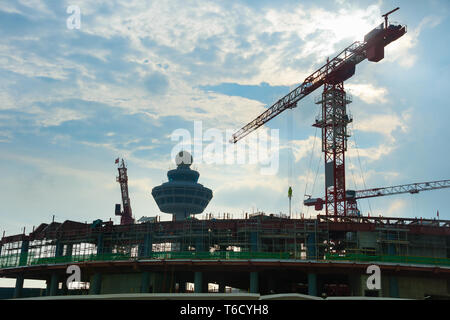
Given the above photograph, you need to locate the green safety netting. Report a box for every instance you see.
[325,253,450,266]
[2,251,450,268]
[1,251,290,268]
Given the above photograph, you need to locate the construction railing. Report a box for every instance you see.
[0,251,292,268]
[2,250,450,269]
[325,253,450,266]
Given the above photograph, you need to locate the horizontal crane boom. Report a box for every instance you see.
[352,180,450,200]
[304,179,450,209]
[231,22,406,144]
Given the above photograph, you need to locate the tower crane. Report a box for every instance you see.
[231,8,407,218]
[114,158,135,225]
[304,179,450,216]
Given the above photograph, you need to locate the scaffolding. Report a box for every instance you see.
[1,214,449,270]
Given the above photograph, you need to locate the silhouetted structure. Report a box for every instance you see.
[151,151,213,221]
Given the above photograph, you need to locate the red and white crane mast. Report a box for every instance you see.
[231,8,407,218]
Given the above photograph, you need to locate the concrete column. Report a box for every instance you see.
[196,237,204,252]
[308,273,317,296]
[13,274,24,298]
[89,273,102,295]
[194,272,203,293]
[268,276,276,293]
[19,239,29,266]
[203,280,209,293]
[218,280,226,293]
[178,279,187,293]
[387,233,397,255]
[96,233,112,256]
[45,278,51,296]
[65,244,73,263]
[49,273,59,296]
[100,235,113,255]
[139,233,153,258]
[96,234,104,255]
[141,271,150,293]
[152,272,163,293]
[62,282,69,296]
[389,276,399,298]
[250,272,259,293]
[250,232,259,252]
[55,241,64,258]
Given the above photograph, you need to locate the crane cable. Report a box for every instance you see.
[344,115,360,192]
[287,108,293,190]
[349,120,373,216]
[301,126,319,216]
[287,107,294,217]
[309,148,323,217]
[346,150,360,192]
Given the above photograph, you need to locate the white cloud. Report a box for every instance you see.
[289,135,320,162]
[385,15,443,68]
[17,0,53,16]
[347,141,395,162]
[0,45,70,80]
[0,91,16,110]
[80,140,172,171]
[384,199,407,217]
[0,130,12,143]
[1,1,441,222]
[63,0,385,87]
[353,111,410,143]
[33,107,87,127]
[213,165,287,194]
[128,177,154,194]
[346,165,400,190]
[78,78,266,130]
[0,0,391,128]
[0,3,23,14]
[1,152,111,184]
[262,4,382,69]
[346,83,388,104]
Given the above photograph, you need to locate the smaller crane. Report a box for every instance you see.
[304,179,450,216]
[115,158,135,225]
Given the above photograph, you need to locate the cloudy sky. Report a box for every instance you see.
[1,0,450,237]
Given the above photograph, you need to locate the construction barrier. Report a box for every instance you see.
[2,251,450,269]
[325,253,450,266]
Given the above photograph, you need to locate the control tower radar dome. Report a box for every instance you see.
[175,150,193,167]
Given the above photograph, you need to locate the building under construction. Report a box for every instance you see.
[1,153,450,299]
[1,8,450,300]
[1,212,450,299]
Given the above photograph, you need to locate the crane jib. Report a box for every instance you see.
[304,180,450,208]
[230,42,366,143]
[231,22,406,144]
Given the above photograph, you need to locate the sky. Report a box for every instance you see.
[1,0,450,240]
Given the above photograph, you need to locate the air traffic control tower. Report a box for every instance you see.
[152,151,213,221]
